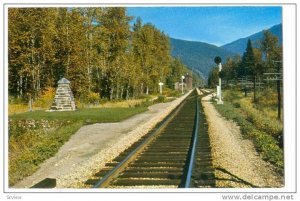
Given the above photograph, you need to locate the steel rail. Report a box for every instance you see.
[92,91,192,188]
[184,95,199,188]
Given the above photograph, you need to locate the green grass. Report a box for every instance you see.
[9,107,147,123]
[222,90,283,140]
[8,106,148,186]
[213,96,283,174]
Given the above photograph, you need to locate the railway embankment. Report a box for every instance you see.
[201,93,283,187]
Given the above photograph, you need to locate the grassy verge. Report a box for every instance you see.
[8,107,147,186]
[223,90,283,141]
[213,90,283,174]
[10,107,147,123]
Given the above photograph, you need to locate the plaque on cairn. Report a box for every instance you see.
[49,78,76,111]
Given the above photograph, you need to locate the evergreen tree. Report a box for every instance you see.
[208,67,219,88]
[240,39,255,97]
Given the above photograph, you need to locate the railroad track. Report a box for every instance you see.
[85,89,215,188]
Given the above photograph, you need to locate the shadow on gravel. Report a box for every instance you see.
[215,167,259,188]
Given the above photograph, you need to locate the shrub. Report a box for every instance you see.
[163,88,181,97]
[34,87,56,109]
[134,99,152,108]
[154,95,166,104]
[86,92,101,104]
[257,87,278,106]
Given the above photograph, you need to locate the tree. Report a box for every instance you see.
[240,39,255,97]
[252,48,263,103]
[78,8,103,93]
[132,20,172,95]
[208,67,219,88]
[8,7,196,104]
[99,8,132,100]
[222,57,236,85]
[260,31,282,120]
[8,8,57,100]
[166,58,185,88]
[54,8,90,98]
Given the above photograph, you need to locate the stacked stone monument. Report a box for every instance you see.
[49,78,76,111]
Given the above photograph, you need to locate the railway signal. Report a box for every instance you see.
[214,56,223,104]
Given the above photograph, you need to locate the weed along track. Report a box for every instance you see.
[85,89,215,188]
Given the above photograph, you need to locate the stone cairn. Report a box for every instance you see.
[49,78,76,111]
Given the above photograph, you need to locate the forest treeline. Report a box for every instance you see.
[208,31,282,92]
[8,8,195,102]
[208,31,282,119]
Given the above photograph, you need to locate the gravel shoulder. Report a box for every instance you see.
[13,91,193,188]
[201,93,284,188]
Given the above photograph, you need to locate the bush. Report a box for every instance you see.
[257,87,278,106]
[154,95,166,103]
[134,99,152,108]
[86,92,101,104]
[34,87,56,108]
[163,88,181,97]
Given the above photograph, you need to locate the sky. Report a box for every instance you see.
[127,7,282,46]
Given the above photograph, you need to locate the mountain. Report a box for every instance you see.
[170,38,235,80]
[169,24,282,80]
[221,23,282,55]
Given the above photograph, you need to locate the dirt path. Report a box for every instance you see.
[201,93,283,188]
[13,91,193,188]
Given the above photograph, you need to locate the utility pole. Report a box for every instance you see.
[263,60,282,120]
[159,82,164,95]
[181,75,185,94]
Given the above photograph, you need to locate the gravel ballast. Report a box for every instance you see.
[201,94,284,188]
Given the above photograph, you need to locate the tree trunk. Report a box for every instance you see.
[253,76,256,103]
[244,77,247,97]
[25,75,28,96]
[277,78,281,120]
[140,83,143,95]
[126,86,129,100]
[120,87,124,100]
[116,84,119,100]
[18,76,23,98]
[96,67,100,93]
[66,25,70,76]
[110,87,114,100]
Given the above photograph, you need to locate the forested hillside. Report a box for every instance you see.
[221,24,282,55]
[170,38,235,80]
[169,24,282,80]
[8,8,195,102]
